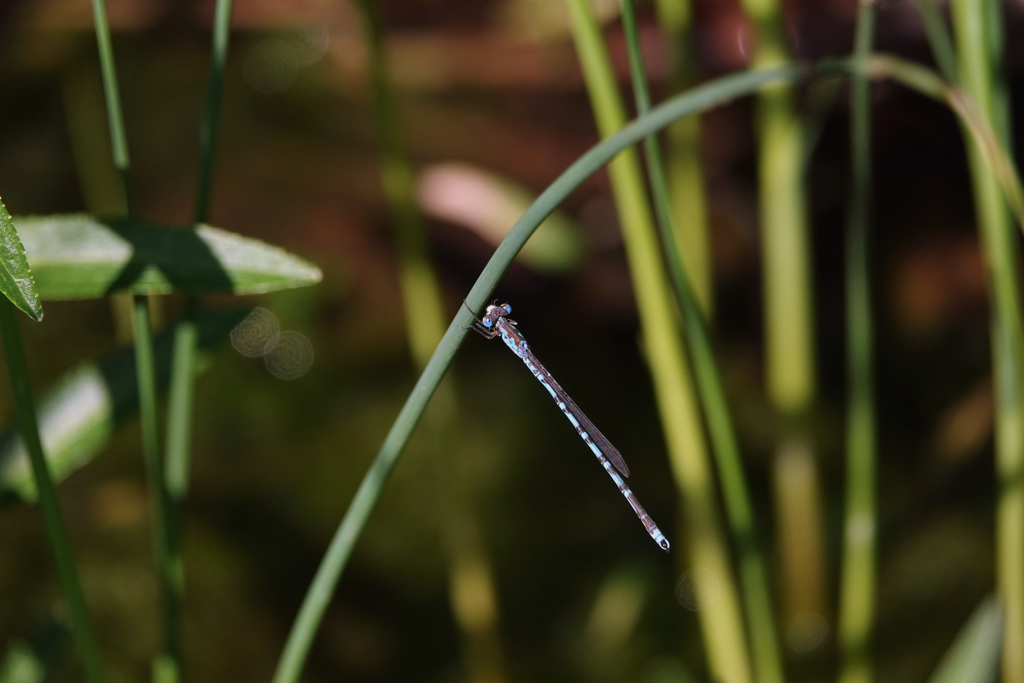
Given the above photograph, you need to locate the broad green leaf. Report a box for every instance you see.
[0,199,44,321]
[14,214,322,299]
[0,308,250,501]
[928,595,1003,683]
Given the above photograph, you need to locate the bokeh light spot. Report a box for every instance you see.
[786,612,829,654]
[244,38,299,94]
[264,330,314,380]
[293,23,330,66]
[230,308,280,358]
[675,568,722,612]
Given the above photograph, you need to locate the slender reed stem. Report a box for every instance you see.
[163,291,196,668]
[914,0,959,83]
[194,0,234,224]
[167,1,234,493]
[165,300,197,500]
[89,0,131,216]
[89,2,178,677]
[950,3,1024,681]
[837,5,878,683]
[651,0,713,318]
[162,4,235,675]
[565,1,752,680]
[357,0,445,357]
[132,296,179,681]
[619,2,784,681]
[356,2,507,681]
[0,299,107,683]
[736,0,827,637]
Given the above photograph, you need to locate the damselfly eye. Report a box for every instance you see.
[502,304,512,315]
[483,318,493,328]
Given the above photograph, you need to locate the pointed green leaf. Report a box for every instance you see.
[0,308,250,501]
[13,214,322,299]
[929,595,1003,683]
[0,199,44,321]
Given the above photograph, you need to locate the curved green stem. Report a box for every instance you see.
[270,54,1024,683]
[271,64,805,683]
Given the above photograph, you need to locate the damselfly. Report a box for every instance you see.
[470,302,670,551]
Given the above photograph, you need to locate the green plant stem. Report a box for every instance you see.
[651,0,713,318]
[163,295,196,593]
[565,1,752,680]
[270,64,804,683]
[264,53,1024,679]
[358,0,445,357]
[265,49,1024,683]
[914,0,959,83]
[194,0,233,224]
[619,2,783,681]
[89,0,131,216]
[162,3,235,674]
[133,297,179,682]
[0,300,106,682]
[857,53,1024,234]
[89,2,180,677]
[837,5,878,683]
[739,0,815,420]
[737,0,826,632]
[950,3,1024,682]
[355,3,508,683]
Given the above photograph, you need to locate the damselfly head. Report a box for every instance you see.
[484,302,512,321]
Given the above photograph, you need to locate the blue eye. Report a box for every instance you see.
[503,304,512,315]
[483,318,493,328]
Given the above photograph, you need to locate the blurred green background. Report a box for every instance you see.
[0,1,1011,681]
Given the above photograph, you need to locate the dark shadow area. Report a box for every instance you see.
[104,218,236,295]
